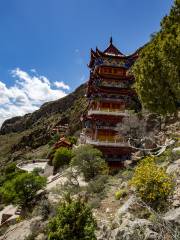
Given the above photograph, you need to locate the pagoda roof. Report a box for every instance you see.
[53,137,72,150]
[88,38,139,68]
[103,37,124,56]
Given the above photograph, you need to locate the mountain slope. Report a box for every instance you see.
[0,83,88,163]
[0,84,87,135]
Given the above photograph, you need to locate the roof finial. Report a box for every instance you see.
[110,36,113,45]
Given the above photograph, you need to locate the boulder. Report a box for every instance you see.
[109,218,158,240]
[166,159,180,207]
[96,220,111,240]
[0,218,34,240]
[35,233,46,240]
[163,207,180,225]
[172,147,180,154]
[166,159,180,176]
[171,147,180,161]
[116,195,137,219]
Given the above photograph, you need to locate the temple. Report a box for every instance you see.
[81,38,141,167]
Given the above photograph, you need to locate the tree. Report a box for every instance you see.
[53,147,72,170]
[48,196,97,240]
[48,133,60,146]
[4,163,16,175]
[67,136,77,145]
[130,157,174,210]
[71,144,108,181]
[116,112,161,150]
[132,0,180,115]
[0,172,46,206]
[116,113,147,140]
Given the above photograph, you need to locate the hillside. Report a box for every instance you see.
[0,83,88,163]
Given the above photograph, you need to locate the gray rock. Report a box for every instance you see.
[35,233,46,240]
[172,147,180,154]
[163,207,180,225]
[96,221,111,240]
[0,216,42,240]
[144,229,159,240]
[120,182,128,189]
[116,195,137,219]
[109,218,156,240]
[166,159,180,176]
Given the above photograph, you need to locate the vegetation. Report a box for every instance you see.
[48,133,60,146]
[48,195,97,240]
[0,84,87,167]
[115,189,128,200]
[53,147,72,170]
[0,163,24,187]
[4,162,16,175]
[133,0,180,115]
[130,157,174,209]
[71,144,109,181]
[0,172,46,206]
[67,136,77,145]
[33,199,52,220]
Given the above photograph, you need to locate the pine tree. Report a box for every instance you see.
[133,0,180,115]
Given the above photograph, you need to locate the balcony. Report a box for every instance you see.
[96,126,117,130]
[88,108,133,116]
[83,126,117,132]
[85,137,130,147]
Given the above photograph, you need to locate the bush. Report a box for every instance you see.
[115,189,128,200]
[4,163,16,175]
[53,147,72,170]
[87,175,108,194]
[32,167,44,175]
[71,144,109,181]
[48,133,60,146]
[130,157,174,209]
[48,196,97,240]
[0,172,46,206]
[33,199,52,220]
[67,136,77,145]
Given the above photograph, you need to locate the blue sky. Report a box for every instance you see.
[0,0,173,125]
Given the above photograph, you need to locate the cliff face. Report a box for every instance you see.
[0,84,87,135]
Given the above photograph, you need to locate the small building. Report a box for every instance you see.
[81,38,140,167]
[54,137,72,150]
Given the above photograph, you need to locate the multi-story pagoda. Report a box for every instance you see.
[81,38,140,167]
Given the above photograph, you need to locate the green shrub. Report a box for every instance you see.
[87,175,108,194]
[71,144,109,181]
[155,148,179,163]
[130,157,174,209]
[121,168,134,180]
[0,172,46,206]
[88,196,101,209]
[32,167,44,176]
[67,136,77,145]
[4,163,16,175]
[48,133,60,146]
[53,147,72,170]
[48,196,97,240]
[33,199,51,220]
[115,189,128,200]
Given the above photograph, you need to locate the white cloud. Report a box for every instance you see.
[54,81,70,90]
[0,68,70,127]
